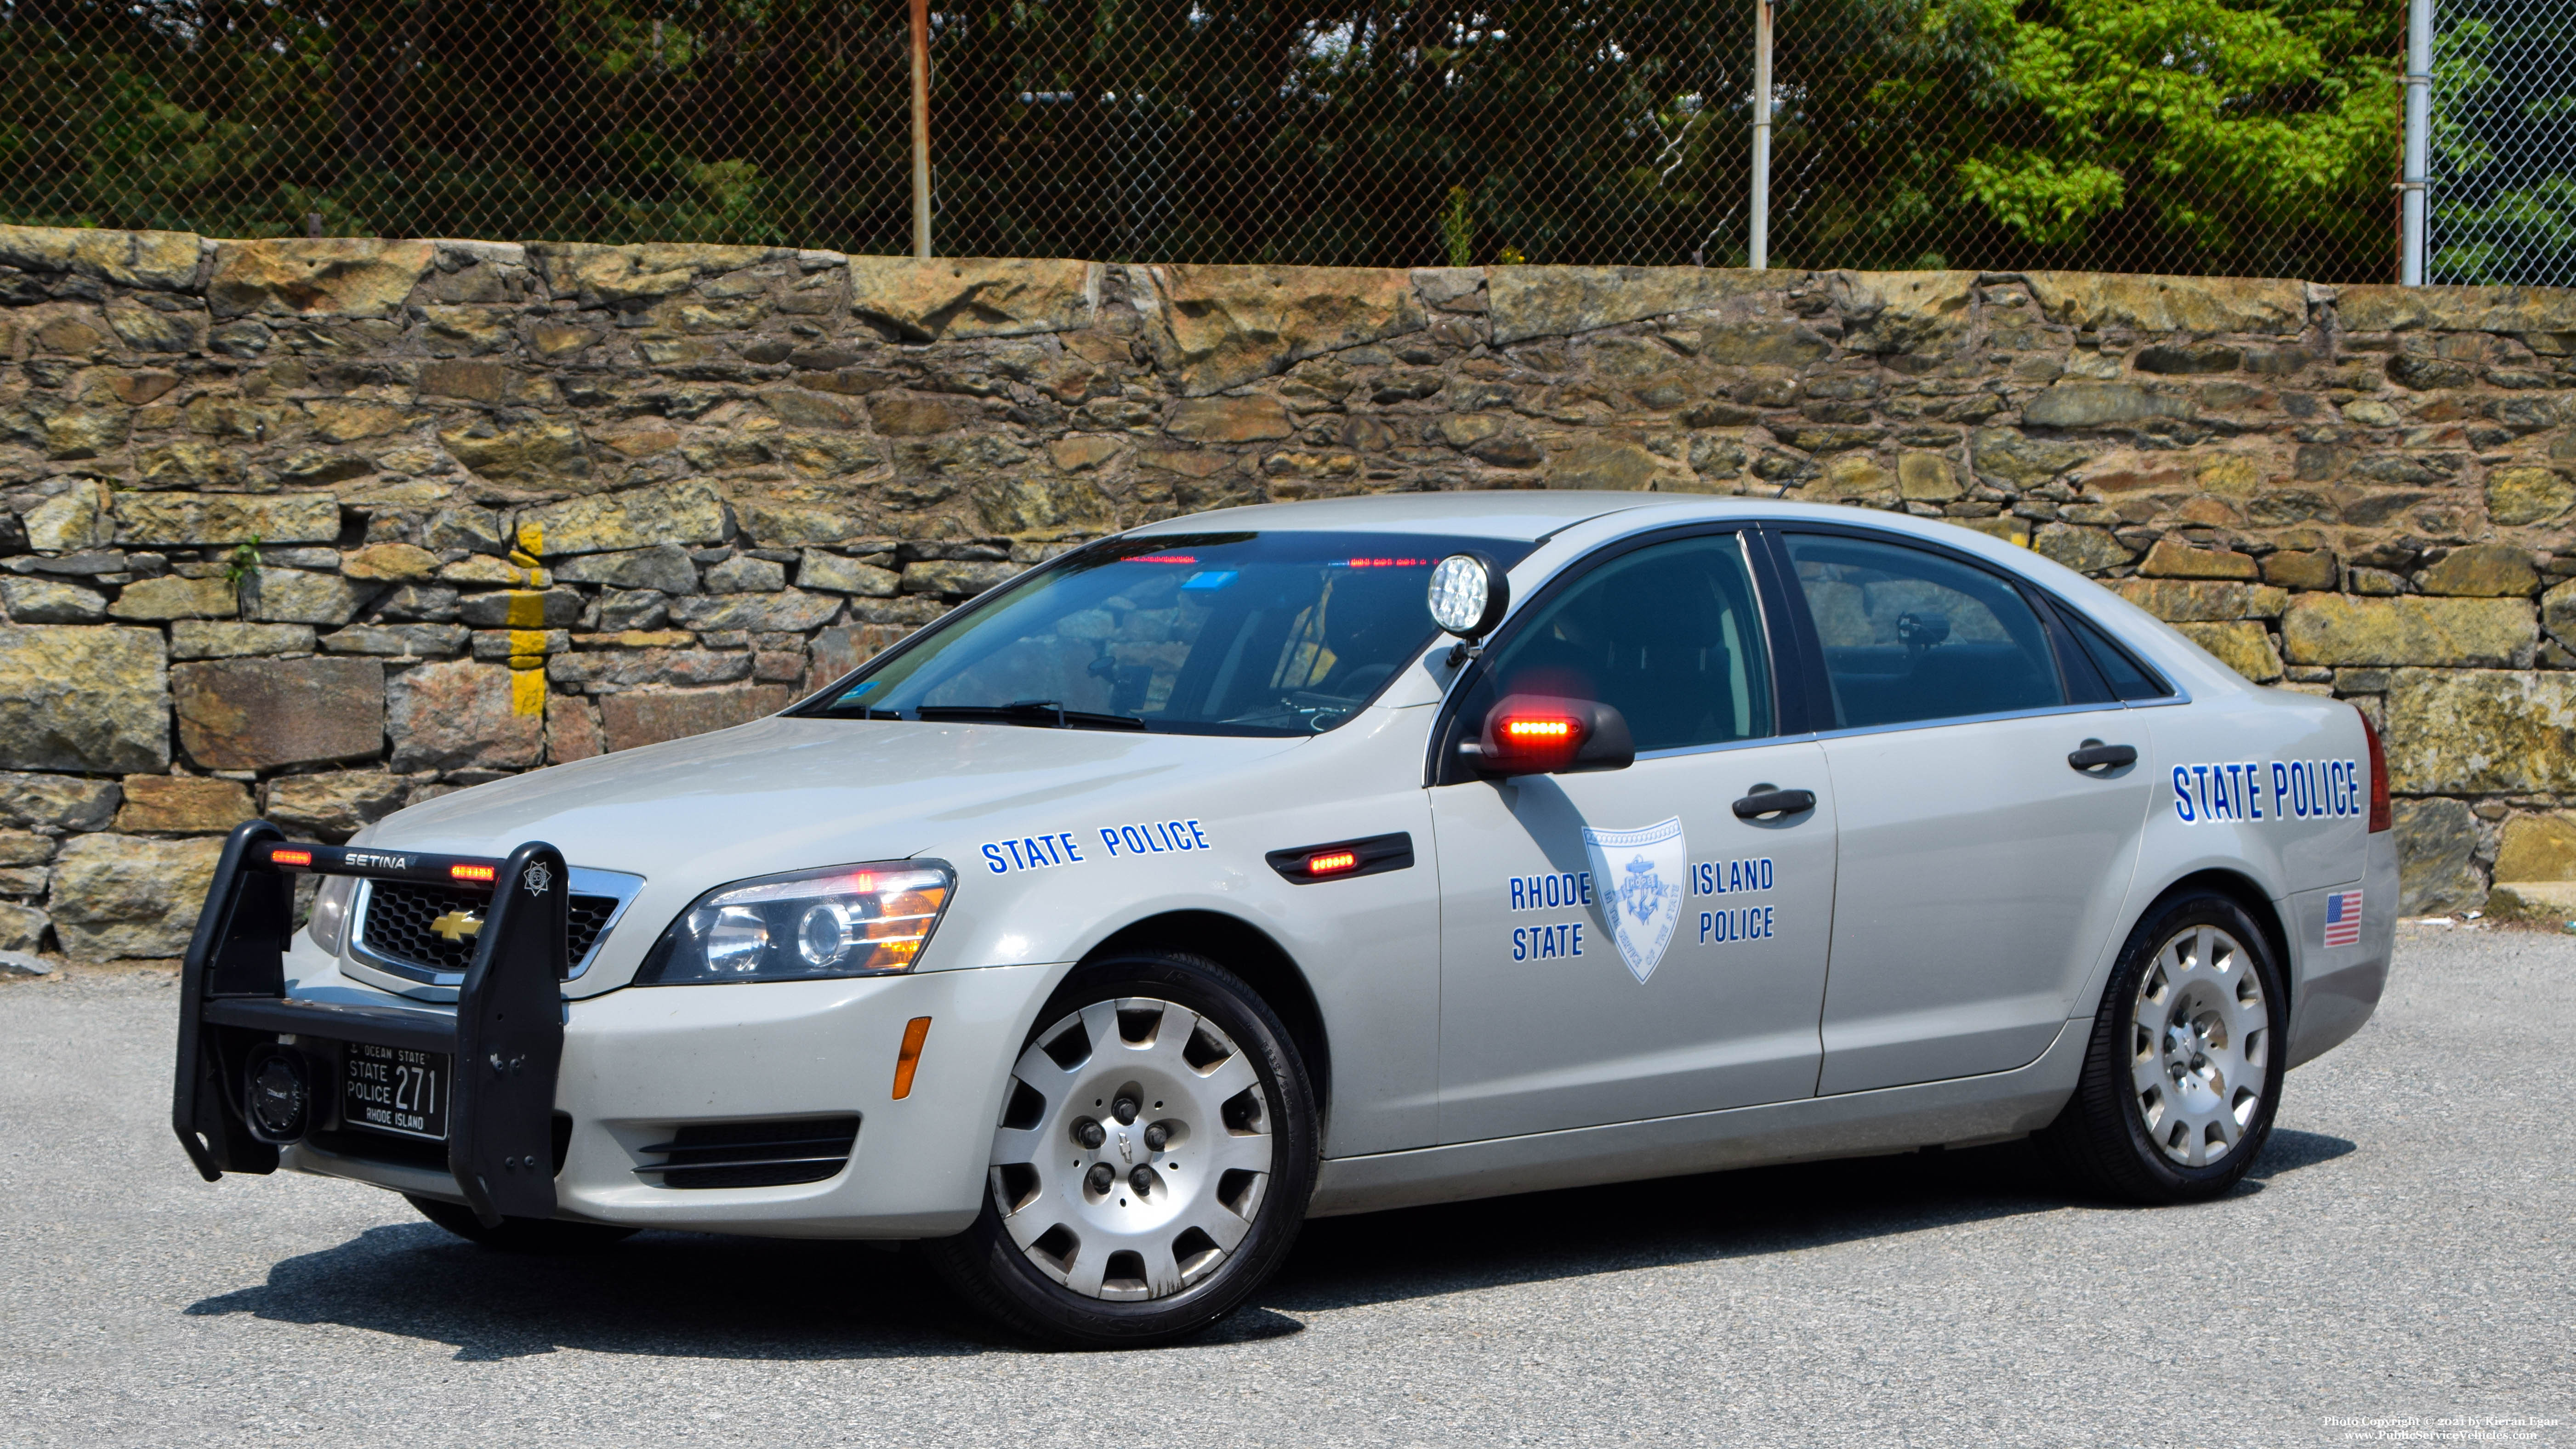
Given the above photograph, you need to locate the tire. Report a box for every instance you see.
[926,950,1320,1349]
[405,1193,638,1253]
[2039,890,2288,1204]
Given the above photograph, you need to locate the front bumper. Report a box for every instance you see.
[284,951,1064,1238]
[179,821,1069,1239]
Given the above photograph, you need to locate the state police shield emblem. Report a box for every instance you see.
[1582,817,1686,983]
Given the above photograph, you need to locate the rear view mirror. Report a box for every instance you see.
[1464,694,1636,777]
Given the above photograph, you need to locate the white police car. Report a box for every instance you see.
[175,492,2395,1348]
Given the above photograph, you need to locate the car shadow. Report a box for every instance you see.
[1270,1128,2358,1316]
[185,1129,2357,1360]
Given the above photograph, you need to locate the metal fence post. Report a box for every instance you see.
[910,0,933,260]
[2401,0,2432,284]
[1750,0,1773,269]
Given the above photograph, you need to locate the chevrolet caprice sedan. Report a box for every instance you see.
[175,492,2395,1348]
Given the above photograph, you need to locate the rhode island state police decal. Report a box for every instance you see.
[1582,818,1686,983]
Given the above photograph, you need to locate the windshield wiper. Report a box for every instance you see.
[913,700,1148,731]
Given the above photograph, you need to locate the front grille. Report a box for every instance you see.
[634,1116,861,1190]
[360,881,619,976]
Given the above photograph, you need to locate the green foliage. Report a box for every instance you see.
[2429,7,2576,284]
[1,0,911,248]
[1440,185,1473,267]
[224,536,264,608]
[1957,152,2127,247]
[0,0,2400,276]
[1963,0,2399,256]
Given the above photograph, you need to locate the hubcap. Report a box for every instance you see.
[987,997,1275,1301]
[2130,924,2269,1167]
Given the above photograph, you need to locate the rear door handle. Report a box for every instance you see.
[2067,740,2138,773]
[1732,788,1817,820]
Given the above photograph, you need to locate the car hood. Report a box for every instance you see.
[363,715,1307,891]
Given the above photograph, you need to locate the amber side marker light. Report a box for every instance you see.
[269,849,313,868]
[891,1017,933,1099]
[450,863,497,882]
[1306,850,1360,876]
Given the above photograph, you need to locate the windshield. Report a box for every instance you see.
[804,531,1533,736]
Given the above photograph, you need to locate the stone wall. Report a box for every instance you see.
[5,224,2574,958]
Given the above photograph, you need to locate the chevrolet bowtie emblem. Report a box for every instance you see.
[429,909,484,942]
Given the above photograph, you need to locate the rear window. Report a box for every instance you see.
[1784,533,2066,729]
[2062,607,2176,701]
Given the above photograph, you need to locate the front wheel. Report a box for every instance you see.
[2039,891,2288,1204]
[927,951,1319,1349]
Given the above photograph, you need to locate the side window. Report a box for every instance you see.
[1459,533,1774,754]
[2061,607,2176,701]
[1783,533,2066,729]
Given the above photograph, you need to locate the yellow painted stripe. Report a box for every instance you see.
[505,591,546,629]
[509,662,547,717]
[516,520,545,557]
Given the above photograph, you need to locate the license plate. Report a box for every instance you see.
[341,1041,450,1141]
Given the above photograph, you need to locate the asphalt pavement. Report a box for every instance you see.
[2,925,2569,1448]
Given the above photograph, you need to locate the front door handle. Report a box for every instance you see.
[2067,740,2138,773]
[1732,787,1817,820]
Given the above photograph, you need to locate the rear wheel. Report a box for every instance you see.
[2040,890,2287,1204]
[927,950,1319,1349]
[405,1194,637,1253]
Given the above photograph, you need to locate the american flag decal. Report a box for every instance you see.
[2322,890,2364,948]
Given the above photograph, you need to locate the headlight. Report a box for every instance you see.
[635,862,953,985]
[307,873,358,956]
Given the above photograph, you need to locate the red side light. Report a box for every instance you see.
[1129,554,1198,564]
[2360,709,2391,833]
[270,848,313,868]
[1489,713,1584,769]
[1344,557,1433,568]
[1306,850,1359,876]
[450,863,497,882]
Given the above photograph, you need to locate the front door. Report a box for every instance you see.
[1775,529,2155,1095]
[1429,531,1837,1144]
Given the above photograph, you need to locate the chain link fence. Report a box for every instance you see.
[2429,0,2576,284]
[5,0,2408,280]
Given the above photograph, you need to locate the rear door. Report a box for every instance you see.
[1427,528,1837,1143]
[1770,528,2155,1095]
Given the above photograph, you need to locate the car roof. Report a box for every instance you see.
[1128,491,2251,702]
[1124,491,1722,543]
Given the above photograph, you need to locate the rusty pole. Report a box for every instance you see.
[910,0,932,259]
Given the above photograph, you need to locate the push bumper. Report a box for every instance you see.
[176,821,573,1227]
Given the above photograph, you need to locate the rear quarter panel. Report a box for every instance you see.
[2111,686,2383,1066]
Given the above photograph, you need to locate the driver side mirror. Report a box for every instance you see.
[1462,694,1636,778]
